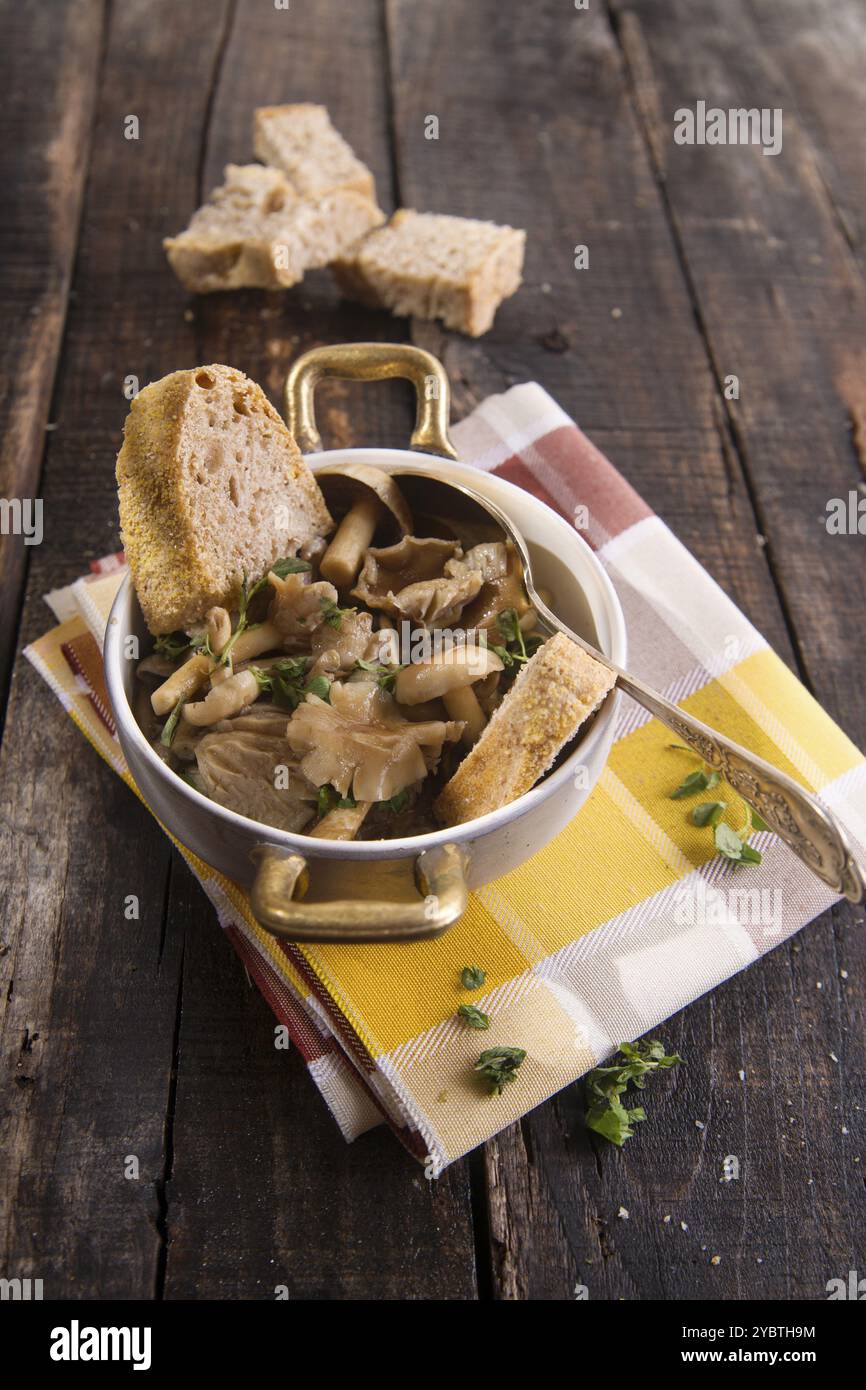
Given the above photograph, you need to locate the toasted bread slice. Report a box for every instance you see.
[164,164,384,293]
[253,104,377,201]
[332,208,526,336]
[434,633,616,825]
[116,364,332,634]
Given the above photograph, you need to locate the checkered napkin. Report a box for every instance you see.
[25,384,866,1173]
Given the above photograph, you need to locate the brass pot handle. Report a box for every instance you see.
[249,842,469,942]
[284,342,458,459]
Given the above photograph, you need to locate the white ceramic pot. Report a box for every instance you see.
[104,345,627,942]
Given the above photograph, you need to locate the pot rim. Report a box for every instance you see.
[105,448,627,859]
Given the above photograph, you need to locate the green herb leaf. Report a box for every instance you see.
[751,810,769,832]
[671,768,720,799]
[585,1096,647,1148]
[461,965,486,990]
[386,789,409,814]
[692,800,727,827]
[458,1004,491,1030]
[355,658,406,691]
[188,631,213,658]
[496,608,522,644]
[496,608,529,663]
[316,784,354,818]
[304,674,331,702]
[714,822,746,860]
[320,596,355,631]
[160,695,186,747]
[738,842,763,865]
[583,1039,682,1147]
[269,556,312,579]
[154,631,191,661]
[474,1046,527,1096]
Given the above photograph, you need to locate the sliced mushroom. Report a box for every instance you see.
[352,536,461,615]
[391,568,483,629]
[309,606,374,676]
[195,729,316,833]
[286,680,462,803]
[394,643,503,706]
[268,571,337,642]
[458,541,533,631]
[182,668,261,726]
[442,685,487,745]
[446,541,509,583]
[317,465,413,589]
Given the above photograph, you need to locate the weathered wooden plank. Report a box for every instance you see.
[746,0,866,277]
[159,0,478,1300]
[599,3,866,1290]
[610,0,866,741]
[0,0,104,709]
[388,0,866,1299]
[163,870,478,1300]
[0,0,236,1299]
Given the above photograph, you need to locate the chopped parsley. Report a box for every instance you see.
[458,1004,491,1030]
[154,631,192,661]
[670,767,721,799]
[461,965,486,990]
[354,658,406,691]
[584,1039,683,1148]
[320,596,356,631]
[316,785,356,819]
[251,657,330,711]
[668,749,763,866]
[475,1046,526,1096]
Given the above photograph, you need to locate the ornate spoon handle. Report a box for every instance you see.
[615,670,864,903]
[529,597,865,903]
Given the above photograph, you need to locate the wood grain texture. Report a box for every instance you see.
[0,0,234,1299]
[388,0,866,1299]
[0,0,105,709]
[2,0,864,1302]
[158,0,478,1299]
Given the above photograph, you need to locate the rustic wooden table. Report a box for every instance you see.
[2,0,864,1302]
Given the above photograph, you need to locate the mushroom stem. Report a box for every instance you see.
[151,652,212,716]
[182,668,261,726]
[394,645,503,705]
[320,495,383,588]
[444,686,487,745]
[308,801,372,840]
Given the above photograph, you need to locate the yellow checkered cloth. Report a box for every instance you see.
[26,385,866,1173]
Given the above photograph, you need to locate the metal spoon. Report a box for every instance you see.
[390,469,865,904]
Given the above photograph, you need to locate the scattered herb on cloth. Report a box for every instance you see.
[475,1046,526,1096]
[668,749,764,866]
[458,1004,491,1030]
[461,965,486,990]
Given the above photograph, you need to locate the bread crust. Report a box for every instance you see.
[433,633,616,825]
[116,364,332,634]
[332,209,526,336]
[253,103,377,201]
[163,164,383,293]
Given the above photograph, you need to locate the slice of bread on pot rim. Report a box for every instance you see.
[253,104,377,202]
[434,632,616,826]
[116,364,333,635]
[332,208,526,337]
[164,164,384,293]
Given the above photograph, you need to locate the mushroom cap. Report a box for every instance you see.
[315,464,413,539]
